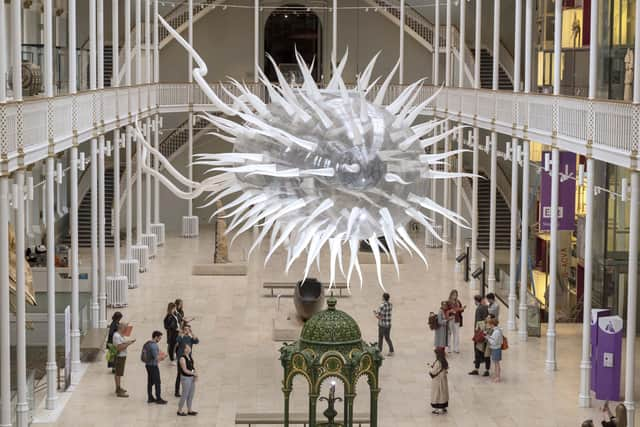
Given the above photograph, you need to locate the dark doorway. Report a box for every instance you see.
[264,4,322,83]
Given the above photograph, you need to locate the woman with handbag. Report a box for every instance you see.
[446,290,465,353]
[429,347,449,415]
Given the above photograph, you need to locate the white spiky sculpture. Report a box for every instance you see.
[136,16,470,290]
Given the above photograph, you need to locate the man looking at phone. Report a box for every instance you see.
[112,322,136,397]
[374,293,395,356]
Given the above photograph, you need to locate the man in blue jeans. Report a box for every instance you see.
[374,293,395,356]
[145,331,167,404]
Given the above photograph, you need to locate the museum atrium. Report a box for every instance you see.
[2,0,640,425]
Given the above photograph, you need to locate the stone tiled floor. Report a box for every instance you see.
[39,226,640,426]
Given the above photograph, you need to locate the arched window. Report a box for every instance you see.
[264,4,322,83]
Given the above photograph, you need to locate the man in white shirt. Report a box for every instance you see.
[112,322,136,397]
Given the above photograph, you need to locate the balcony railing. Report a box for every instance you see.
[0,82,637,174]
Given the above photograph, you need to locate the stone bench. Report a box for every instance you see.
[191,262,248,276]
[234,412,370,426]
[263,281,349,297]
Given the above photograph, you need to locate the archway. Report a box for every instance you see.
[264,4,322,83]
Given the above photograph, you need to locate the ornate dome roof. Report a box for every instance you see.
[300,297,362,346]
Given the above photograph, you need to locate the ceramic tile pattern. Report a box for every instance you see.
[39,226,640,426]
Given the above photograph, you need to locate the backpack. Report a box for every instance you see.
[140,340,153,363]
[501,335,509,350]
[428,313,438,330]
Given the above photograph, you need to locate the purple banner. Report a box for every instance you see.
[539,151,576,231]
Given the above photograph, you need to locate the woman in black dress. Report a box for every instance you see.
[164,303,180,362]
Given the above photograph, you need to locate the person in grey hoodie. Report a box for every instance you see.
[145,331,167,404]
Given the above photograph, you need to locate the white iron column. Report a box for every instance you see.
[508,138,519,330]
[67,0,81,382]
[434,0,440,85]
[136,0,143,246]
[89,0,99,328]
[125,0,132,258]
[254,0,259,82]
[0,177,9,427]
[519,0,533,342]
[579,0,598,407]
[14,171,27,424]
[454,0,465,269]
[45,157,58,408]
[546,148,559,371]
[487,0,500,292]
[545,0,562,372]
[145,0,152,235]
[153,0,161,227]
[0,3,9,425]
[399,0,405,84]
[624,172,639,426]
[579,157,595,405]
[90,138,99,325]
[14,171,28,422]
[98,0,107,329]
[508,0,522,331]
[470,0,482,283]
[332,0,337,66]
[441,0,452,258]
[113,131,122,271]
[98,134,107,325]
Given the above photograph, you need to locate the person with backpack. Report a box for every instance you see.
[484,317,504,382]
[142,331,167,404]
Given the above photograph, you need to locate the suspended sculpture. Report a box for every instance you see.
[137,17,470,289]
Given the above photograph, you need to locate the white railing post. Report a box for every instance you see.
[0,176,9,427]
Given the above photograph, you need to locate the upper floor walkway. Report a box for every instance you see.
[1,82,638,174]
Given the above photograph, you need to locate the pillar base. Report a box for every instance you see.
[106,276,129,308]
[120,259,140,289]
[518,304,528,342]
[131,245,149,273]
[15,402,28,426]
[182,216,199,238]
[578,360,592,408]
[98,293,107,328]
[90,303,99,329]
[507,295,517,330]
[141,233,157,258]
[150,223,165,246]
[45,361,58,410]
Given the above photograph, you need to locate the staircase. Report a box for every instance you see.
[473,48,513,90]
[61,168,115,248]
[115,0,225,84]
[159,117,211,159]
[476,175,512,250]
[104,49,113,88]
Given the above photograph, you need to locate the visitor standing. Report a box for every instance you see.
[164,302,180,363]
[487,293,500,321]
[374,293,395,356]
[177,344,198,416]
[143,331,167,404]
[469,295,491,377]
[485,317,504,382]
[174,298,194,326]
[446,290,465,353]
[433,301,449,349]
[429,347,449,415]
[107,311,123,372]
[112,322,136,397]
[175,324,200,397]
